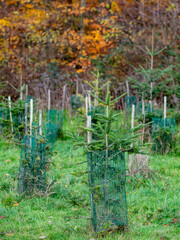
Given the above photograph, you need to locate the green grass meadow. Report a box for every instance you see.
[0,117,180,239]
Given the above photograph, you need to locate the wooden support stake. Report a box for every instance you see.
[87,116,92,144]
[129,104,135,174]
[142,93,145,144]
[88,93,91,110]
[150,30,154,112]
[87,94,91,144]
[26,84,28,97]
[142,92,145,115]
[20,74,23,100]
[8,96,13,134]
[48,89,50,126]
[25,102,28,135]
[150,82,153,112]
[39,109,42,136]
[85,96,88,117]
[164,96,167,126]
[30,99,33,136]
[126,80,130,97]
[130,104,135,148]
[48,89,51,111]
[62,85,66,111]
[149,100,152,112]
[131,104,135,130]
[76,79,79,96]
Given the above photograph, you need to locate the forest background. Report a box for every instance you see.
[0,0,179,108]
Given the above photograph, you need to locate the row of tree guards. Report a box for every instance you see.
[6,85,66,137]
[0,86,66,197]
[0,83,176,232]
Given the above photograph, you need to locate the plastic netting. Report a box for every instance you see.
[18,120,58,197]
[0,107,7,131]
[90,106,105,141]
[87,150,128,232]
[45,123,59,148]
[0,102,26,139]
[125,96,137,110]
[136,102,152,115]
[70,95,82,110]
[47,109,63,129]
[12,108,25,140]
[18,135,47,197]
[151,117,176,154]
[25,96,34,103]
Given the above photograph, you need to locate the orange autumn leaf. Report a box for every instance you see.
[13,203,19,206]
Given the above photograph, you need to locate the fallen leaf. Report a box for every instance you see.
[163,224,169,227]
[5,233,14,236]
[72,208,78,211]
[0,216,5,219]
[171,218,178,224]
[5,159,10,162]
[13,203,19,206]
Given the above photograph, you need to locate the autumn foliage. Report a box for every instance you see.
[0,0,179,101]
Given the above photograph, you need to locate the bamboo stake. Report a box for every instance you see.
[8,96,13,134]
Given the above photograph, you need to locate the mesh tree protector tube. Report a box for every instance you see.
[151,117,176,154]
[87,150,128,232]
[18,135,47,197]
[125,96,137,110]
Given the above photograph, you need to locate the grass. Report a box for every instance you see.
[0,125,180,239]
